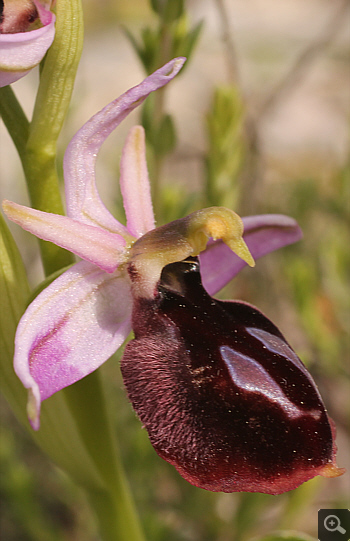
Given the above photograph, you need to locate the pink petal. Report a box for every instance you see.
[200,214,303,295]
[0,6,55,87]
[3,200,126,272]
[120,126,155,238]
[63,58,185,235]
[33,1,53,26]
[14,260,133,430]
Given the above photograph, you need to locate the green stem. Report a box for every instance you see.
[63,371,146,541]
[150,21,173,219]
[0,86,29,162]
[22,0,84,275]
[88,487,145,541]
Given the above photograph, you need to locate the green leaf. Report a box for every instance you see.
[0,214,31,382]
[0,85,29,165]
[173,17,203,63]
[123,26,157,75]
[0,427,63,541]
[140,26,161,73]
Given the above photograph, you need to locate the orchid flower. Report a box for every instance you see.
[0,0,55,87]
[3,57,343,494]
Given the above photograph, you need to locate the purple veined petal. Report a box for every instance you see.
[63,57,186,234]
[200,214,303,296]
[3,200,126,272]
[0,4,55,87]
[14,260,133,430]
[120,126,155,238]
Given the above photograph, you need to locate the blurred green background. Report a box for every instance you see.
[0,0,349,539]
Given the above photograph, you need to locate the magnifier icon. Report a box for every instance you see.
[324,515,346,534]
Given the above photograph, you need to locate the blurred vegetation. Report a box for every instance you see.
[1,0,349,540]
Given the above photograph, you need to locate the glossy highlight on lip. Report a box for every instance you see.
[121,257,343,494]
[220,345,307,420]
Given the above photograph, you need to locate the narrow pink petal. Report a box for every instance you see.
[33,1,53,26]
[200,214,303,295]
[3,200,126,272]
[120,126,155,238]
[14,260,133,429]
[0,8,55,87]
[63,58,185,234]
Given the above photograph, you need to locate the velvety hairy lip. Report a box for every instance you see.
[121,257,343,494]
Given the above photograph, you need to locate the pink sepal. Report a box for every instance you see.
[14,260,132,429]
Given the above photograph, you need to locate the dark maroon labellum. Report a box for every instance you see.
[121,258,342,494]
